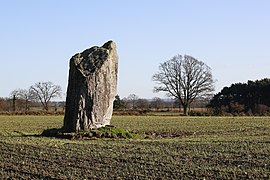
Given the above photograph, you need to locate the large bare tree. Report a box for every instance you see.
[152,55,214,115]
[30,81,62,111]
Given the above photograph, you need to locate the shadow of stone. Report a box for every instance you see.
[41,128,73,139]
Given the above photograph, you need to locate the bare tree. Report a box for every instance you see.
[150,97,164,111]
[152,55,214,115]
[127,94,139,110]
[136,98,149,110]
[10,88,32,111]
[30,81,62,111]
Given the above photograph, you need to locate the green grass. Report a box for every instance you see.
[0,115,270,179]
[41,125,143,139]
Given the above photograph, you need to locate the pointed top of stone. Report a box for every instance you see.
[71,40,118,77]
[102,40,117,50]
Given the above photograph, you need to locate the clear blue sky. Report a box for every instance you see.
[1,1,270,99]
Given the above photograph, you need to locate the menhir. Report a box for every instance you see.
[63,41,118,132]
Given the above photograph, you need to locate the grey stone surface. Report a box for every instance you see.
[63,41,118,132]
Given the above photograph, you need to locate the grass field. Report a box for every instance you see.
[0,115,270,179]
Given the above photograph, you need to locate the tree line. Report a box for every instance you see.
[0,81,62,112]
[208,78,270,116]
[113,94,176,112]
[113,94,209,113]
[114,77,270,116]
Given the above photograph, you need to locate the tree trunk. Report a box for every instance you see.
[63,41,118,132]
[178,103,181,113]
[44,102,49,111]
[183,104,188,116]
[12,95,16,112]
[25,99,29,111]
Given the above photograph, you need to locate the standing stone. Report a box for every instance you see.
[63,41,118,132]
